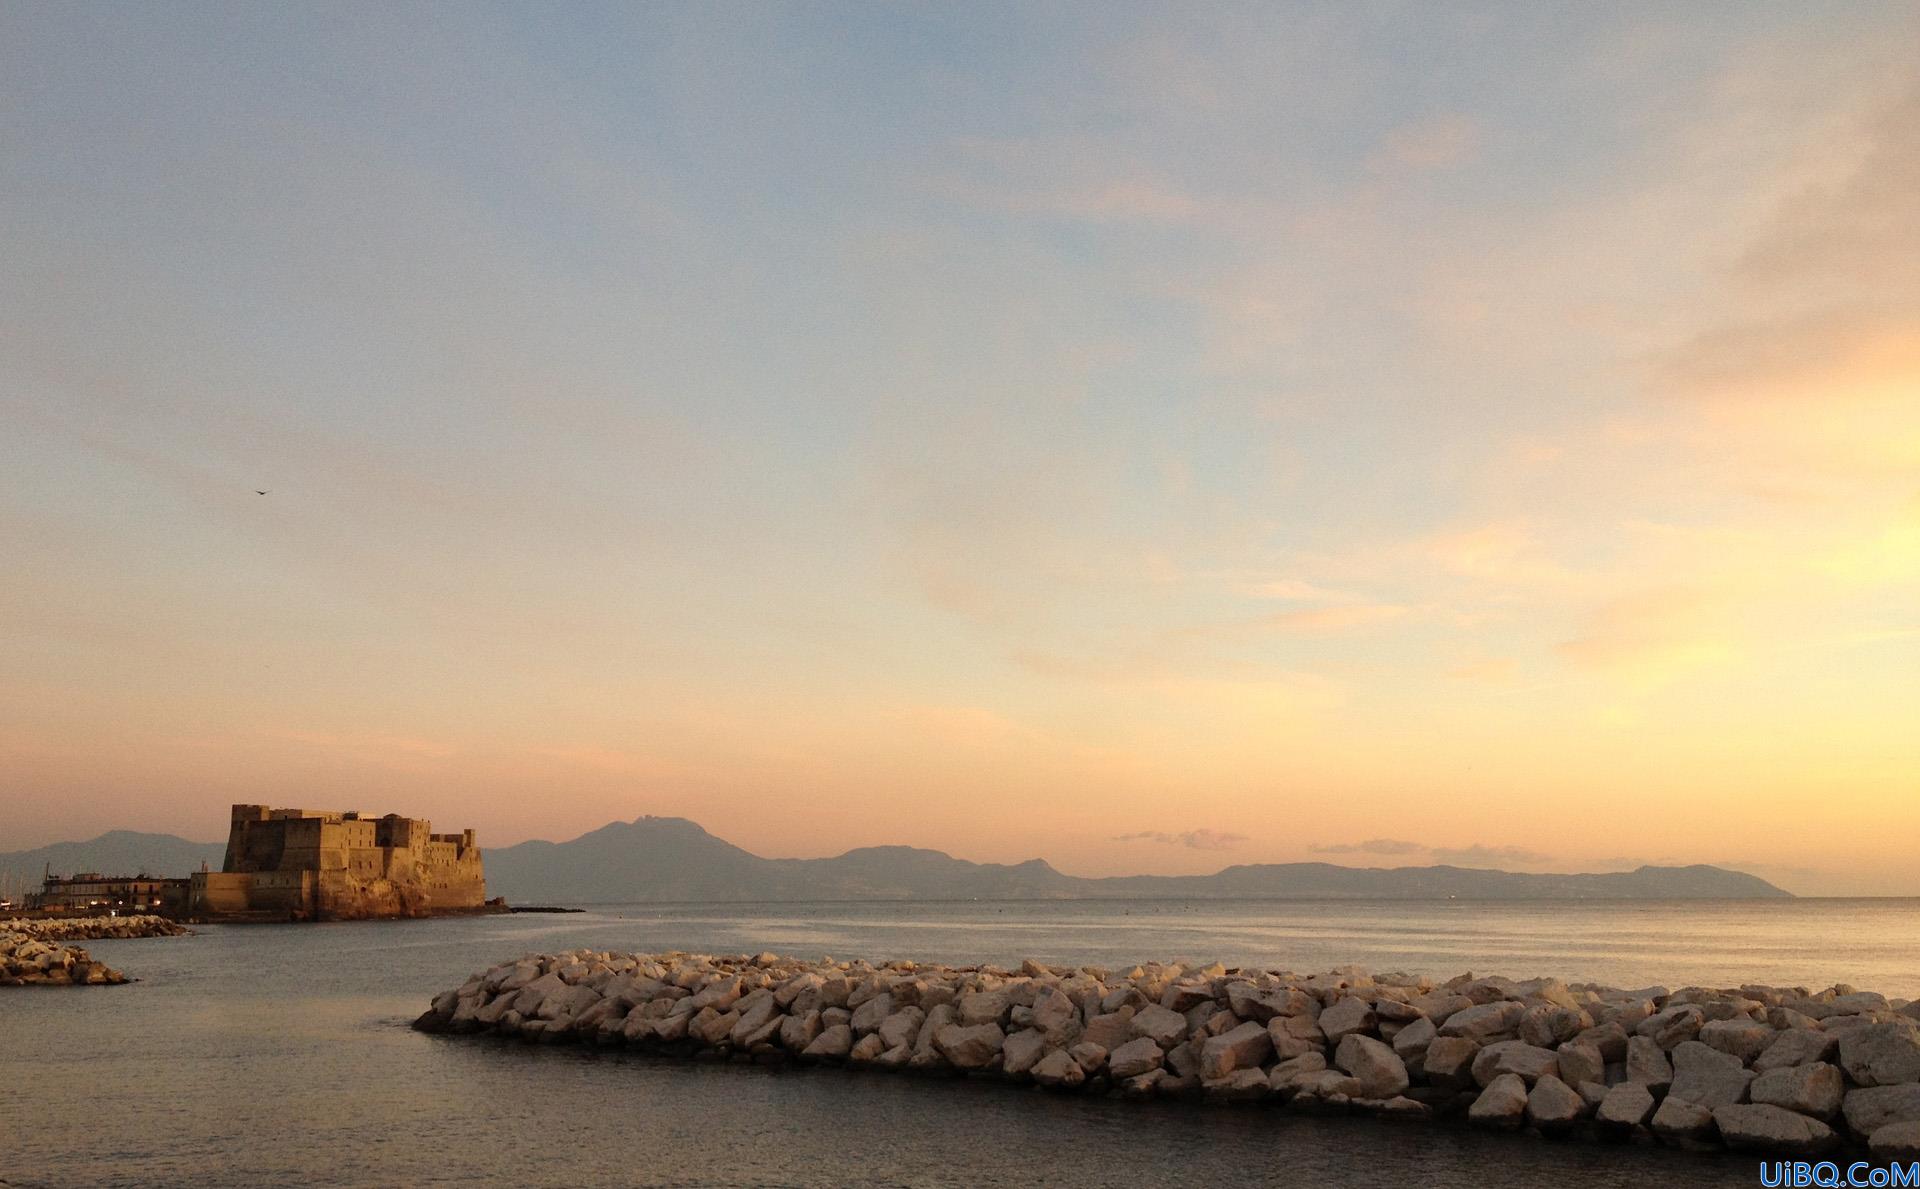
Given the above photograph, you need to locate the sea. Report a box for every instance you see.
[5,897,1918,1188]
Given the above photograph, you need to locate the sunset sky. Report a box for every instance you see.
[4,3,1917,895]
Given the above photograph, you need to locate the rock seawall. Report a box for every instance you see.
[0,916,186,986]
[415,950,1920,1162]
[0,933,129,986]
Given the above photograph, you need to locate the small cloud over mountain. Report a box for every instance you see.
[1310,838,1426,856]
[1311,839,1553,866]
[1113,828,1248,851]
[1429,844,1553,866]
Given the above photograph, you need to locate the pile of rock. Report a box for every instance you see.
[414,951,1920,1160]
[6,914,190,942]
[0,932,128,986]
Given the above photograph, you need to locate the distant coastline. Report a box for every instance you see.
[479,815,1791,904]
[1,815,1793,909]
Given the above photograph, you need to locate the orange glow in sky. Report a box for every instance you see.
[3,5,1917,894]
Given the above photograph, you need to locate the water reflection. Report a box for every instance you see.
[4,898,1911,1187]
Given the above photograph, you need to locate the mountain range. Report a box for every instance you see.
[481,816,1792,902]
[0,830,227,896]
[3,816,1789,901]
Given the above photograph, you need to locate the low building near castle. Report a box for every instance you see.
[28,874,192,915]
[188,804,491,921]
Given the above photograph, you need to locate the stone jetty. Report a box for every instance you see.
[5,914,191,942]
[415,950,1920,1161]
[0,915,187,986]
[0,933,129,986]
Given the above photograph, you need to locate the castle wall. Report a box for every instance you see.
[248,870,315,913]
[199,804,489,921]
[190,872,255,915]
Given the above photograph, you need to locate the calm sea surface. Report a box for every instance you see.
[5,897,1918,1188]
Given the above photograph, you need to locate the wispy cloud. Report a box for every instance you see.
[925,136,1203,225]
[1446,657,1519,684]
[1556,586,1738,686]
[1310,839,1553,867]
[1114,829,1249,851]
[1310,838,1425,856]
[1264,603,1411,635]
[1654,311,1918,403]
[1248,578,1350,601]
[1429,844,1553,866]
[1373,113,1482,171]
[1419,522,1570,585]
[1648,84,1920,486]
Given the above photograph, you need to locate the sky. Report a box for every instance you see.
[2,2,1917,895]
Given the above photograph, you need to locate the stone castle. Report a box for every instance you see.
[188,804,489,921]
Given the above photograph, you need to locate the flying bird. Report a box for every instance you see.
[255,490,269,495]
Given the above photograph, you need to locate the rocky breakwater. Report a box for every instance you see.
[6,914,191,942]
[0,916,184,986]
[414,951,1920,1162]
[0,932,128,986]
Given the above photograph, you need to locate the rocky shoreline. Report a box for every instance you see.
[415,950,1920,1162]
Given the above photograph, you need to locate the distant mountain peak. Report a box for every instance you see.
[481,816,1794,904]
[833,844,941,858]
[0,830,226,889]
[566,815,713,842]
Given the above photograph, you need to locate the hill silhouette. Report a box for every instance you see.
[483,815,1792,903]
[2,818,1793,904]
